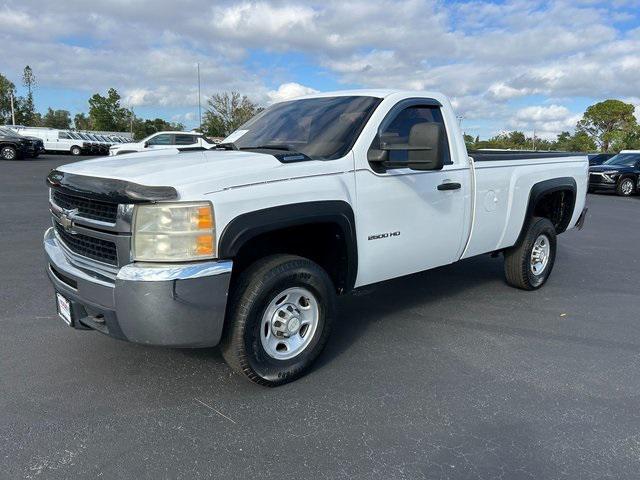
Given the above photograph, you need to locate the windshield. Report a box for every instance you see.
[227,96,381,160]
[78,133,91,140]
[0,127,19,136]
[68,132,81,140]
[603,153,640,166]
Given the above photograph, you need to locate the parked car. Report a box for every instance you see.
[0,126,45,160]
[44,90,588,386]
[588,150,640,196]
[588,153,616,166]
[109,131,215,156]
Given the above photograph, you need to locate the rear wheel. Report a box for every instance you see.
[617,177,635,196]
[221,255,336,386]
[70,146,82,156]
[1,146,17,160]
[504,217,557,290]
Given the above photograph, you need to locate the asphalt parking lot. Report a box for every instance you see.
[1,153,639,479]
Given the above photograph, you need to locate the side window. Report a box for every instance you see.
[147,134,172,146]
[59,132,71,139]
[379,105,451,165]
[174,134,196,145]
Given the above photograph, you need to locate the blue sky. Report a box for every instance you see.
[1,0,639,139]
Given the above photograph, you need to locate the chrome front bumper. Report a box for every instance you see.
[44,227,232,347]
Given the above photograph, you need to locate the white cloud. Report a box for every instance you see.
[267,83,319,103]
[0,0,638,136]
[509,105,582,139]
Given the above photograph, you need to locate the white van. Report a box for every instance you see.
[14,127,90,156]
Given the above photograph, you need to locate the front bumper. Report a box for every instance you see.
[44,227,232,347]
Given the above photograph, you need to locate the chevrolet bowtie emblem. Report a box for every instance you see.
[59,208,78,231]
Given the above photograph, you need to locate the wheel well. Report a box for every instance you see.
[230,222,352,294]
[532,189,575,233]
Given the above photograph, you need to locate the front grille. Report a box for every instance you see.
[589,173,604,184]
[52,189,118,223]
[54,222,118,265]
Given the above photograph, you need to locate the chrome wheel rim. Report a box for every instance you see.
[621,180,633,195]
[2,147,15,160]
[260,287,319,360]
[530,234,550,276]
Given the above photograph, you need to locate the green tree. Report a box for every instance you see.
[131,117,185,141]
[609,125,640,151]
[463,133,475,149]
[21,65,37,126]
[202,91,261,137]
[576,100,637,152]
[74,112,91,130]
[553,131,596,152]
[0,74,17,124]
[42,108,71,129]
[88,88,130,131]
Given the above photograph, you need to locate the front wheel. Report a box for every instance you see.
[1,146,18,160]
[617,177,635,196]
[70,146,82,156]
[504,217,557,290]
[221,255,335,386]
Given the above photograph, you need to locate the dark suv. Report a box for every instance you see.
[589,151,640,196]
[0,127,45,160]
[588,153,616,166]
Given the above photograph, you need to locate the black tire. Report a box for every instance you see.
[70,146,82,156]
[504,217,556,290]
[616,177,635,197]
[221,254,336,386]
[1,145,18,160]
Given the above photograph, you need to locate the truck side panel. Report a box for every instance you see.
[462,157,588,259]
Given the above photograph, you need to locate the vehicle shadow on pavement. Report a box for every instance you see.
[315,254,504,369]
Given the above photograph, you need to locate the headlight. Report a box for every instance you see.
[132,202,215,262]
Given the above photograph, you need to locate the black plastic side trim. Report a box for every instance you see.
[219,201,358,291]
[47,170,178,204]
[519,177,577,239]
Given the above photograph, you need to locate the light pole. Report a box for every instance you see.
[197,63,202,131]
[10,92,15,125]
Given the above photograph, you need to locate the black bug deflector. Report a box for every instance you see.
[47,170,178,204]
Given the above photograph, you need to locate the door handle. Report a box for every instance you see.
[437,182,461,191]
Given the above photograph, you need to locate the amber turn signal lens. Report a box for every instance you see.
[197,206,213,230]
[196,234,214,255]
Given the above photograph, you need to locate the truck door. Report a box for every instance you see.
[354,100,469,286]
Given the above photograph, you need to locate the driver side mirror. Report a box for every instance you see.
[368,123,445,172]
[143,141,150,148]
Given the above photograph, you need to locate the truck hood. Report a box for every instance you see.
[57,149,335,197]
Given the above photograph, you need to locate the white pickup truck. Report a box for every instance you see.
[44,90,588,386]
[108,131,215,156]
